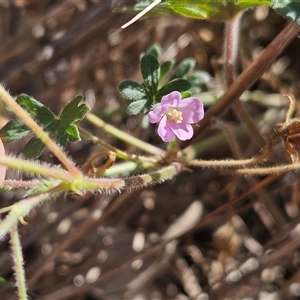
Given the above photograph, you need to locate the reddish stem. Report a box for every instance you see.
[224,13,242,87]
[179,22,300,149]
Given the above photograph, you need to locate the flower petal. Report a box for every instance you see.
[148,104,169,123]
[157,116,175,142]
[161,91,182,107]
[169,121,193,141]
[177,98,204,123]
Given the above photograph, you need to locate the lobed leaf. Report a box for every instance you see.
[17,94,56,128]
[0,120,31,142]
[65,124,80,143]
[0,94,89,158]
[60,95,89,124]
[22,137,45,159]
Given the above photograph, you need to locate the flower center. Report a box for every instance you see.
[166,108,183,123]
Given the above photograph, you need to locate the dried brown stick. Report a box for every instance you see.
[179,22,300,149]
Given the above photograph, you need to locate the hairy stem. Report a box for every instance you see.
[285,94,296,122]
[0,85,81,177]
[82,162,182,192]
[223,14,286,229]
[2,180,41,192]
[233,163,300,175]
[10,224,27,300]
[0,155,73,181]
[224,13,242,86]
[188,139,271,168]
[123,162,182,189]
[0,192,55,240]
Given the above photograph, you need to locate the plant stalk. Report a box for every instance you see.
[10,224,27,300]
[224,12,265,147]
[0,86,81,177]
[0,155,73,181]
[180,22,300,149]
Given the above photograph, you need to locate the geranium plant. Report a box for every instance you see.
[0,1,300,299]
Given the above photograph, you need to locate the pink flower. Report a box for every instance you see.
[148,91,204,142]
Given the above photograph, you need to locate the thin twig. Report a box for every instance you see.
[180,22,300,149]
[10,224,27,300]
[0,86,81,177]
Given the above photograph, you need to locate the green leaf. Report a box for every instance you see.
[186,71,211,86]
[60,95,89,124]
[141,54,160,96]
[156,78,191,99]
[181,90,192,98]
[127,100,148,115]
[65,124,80,142]
[17,94,56,128]
[114,0,272,22]
[22,137,45,158]
[17,93,44,112]
[55,95,88,146]
[146,44,162,59]
[8,94,88,158]
[160,60,175,81]
[0,120,31,142]
[272,1,300,27]
[118,80,148,101]
[171,58,196,79]
[56,127,69,147]
[170,4,217,19]
[118,43,210,116]
[119,80,152,114]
